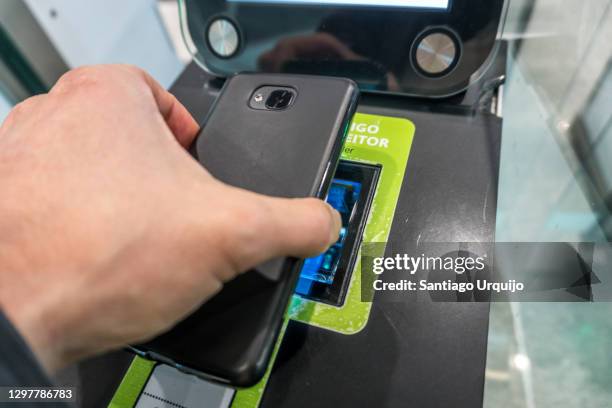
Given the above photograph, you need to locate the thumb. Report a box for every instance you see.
[265,196,342,258]
[220,193,342,274]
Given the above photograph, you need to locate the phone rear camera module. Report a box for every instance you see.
[249,86,296,111]
[265,89,295,110]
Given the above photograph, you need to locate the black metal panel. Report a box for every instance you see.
[167,63,501,408]
[261,105,500,408]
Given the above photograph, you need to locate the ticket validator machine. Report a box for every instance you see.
[110,1,508,407]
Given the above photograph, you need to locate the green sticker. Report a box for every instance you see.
[109,113,415,408]
[290,113,415,334]
[108,358,155,408]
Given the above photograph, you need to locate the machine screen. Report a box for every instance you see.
[230,0,449,9]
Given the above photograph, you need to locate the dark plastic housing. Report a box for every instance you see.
[180,0,507,98]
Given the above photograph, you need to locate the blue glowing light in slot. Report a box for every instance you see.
[296,179,362,297]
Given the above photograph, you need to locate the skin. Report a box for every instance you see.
[0,65,341,374]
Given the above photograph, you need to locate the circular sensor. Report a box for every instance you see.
[413,29,460,77]
[207,18,240,58]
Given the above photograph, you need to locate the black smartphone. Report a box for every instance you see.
[131,73,359,387]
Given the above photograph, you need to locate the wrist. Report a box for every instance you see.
[1,290,66,374]
[0,242,79,373]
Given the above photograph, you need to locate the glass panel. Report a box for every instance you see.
[485,0,612,406]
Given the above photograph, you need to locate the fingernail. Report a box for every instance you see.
[326,203,342,245]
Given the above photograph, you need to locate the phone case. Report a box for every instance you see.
[132,74,359,386]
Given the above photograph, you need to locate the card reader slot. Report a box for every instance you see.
[295,161,380,306]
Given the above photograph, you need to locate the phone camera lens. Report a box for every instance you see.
[265,90,294,110]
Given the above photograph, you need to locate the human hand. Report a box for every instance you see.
[0,65,341,373]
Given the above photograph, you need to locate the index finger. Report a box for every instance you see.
[129,66,201,148]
